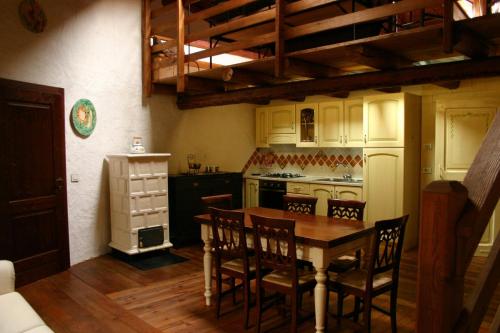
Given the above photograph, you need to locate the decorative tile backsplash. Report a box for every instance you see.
[242,148,363,175]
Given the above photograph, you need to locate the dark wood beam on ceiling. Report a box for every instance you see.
[377,86,402,93]
[221,68,283,86]
[285,58,343,78]
[177,0,185,93]
[287,96,306,102]
[454,25,492,59]
[434,81,461,89]
[177,56,500,109]
[275,0,285,78]
[184,76,245,92]
[346,45,413,70]
[443,0,454,53]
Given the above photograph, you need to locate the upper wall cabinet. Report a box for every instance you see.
[267,104,296,144]
[318,99,363,147]
[363,93,420,148]
[296,103,318,147]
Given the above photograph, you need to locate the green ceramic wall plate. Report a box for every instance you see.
[71,99,96,137]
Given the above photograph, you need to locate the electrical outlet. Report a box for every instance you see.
[422,167,432,174]
[70,174,80,182]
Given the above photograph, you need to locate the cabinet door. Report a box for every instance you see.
[268,105,296,134]
[286,182,311,195]
[318,101,344,147]
[335,185,362,201]
[256,108,269,148]
[344,99,364,147]
[363,148,404,225]
[363,93,404,147]
[296,103,318,147]
[245,179,259,208]
[310,184,335,216]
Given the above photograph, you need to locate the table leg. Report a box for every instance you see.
[203,238,213,306]
[314,267,328,333]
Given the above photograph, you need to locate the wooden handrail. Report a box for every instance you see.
[416,113,500,333]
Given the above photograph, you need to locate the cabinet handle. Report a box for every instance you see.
[314,136,318,143]
[339,136,343,144]
[364,134,367,143]
[335,191,339,199]
[363,154,367,163]
[344,135,347,144]
[291,122,295,130]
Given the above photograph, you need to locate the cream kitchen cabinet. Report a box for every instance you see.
[296,103,318,147]
[255,104,296,145]
[287,182,311,195]
[308,184,363,216]
[363,93,420,148]
[245,178,259,208]
[107,153,173,254]
[318,99,363,147]
[256,107,269,148]
[336,185,363,201]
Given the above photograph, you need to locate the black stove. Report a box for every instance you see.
[262,173,304,179]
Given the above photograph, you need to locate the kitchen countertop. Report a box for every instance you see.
[244,174,363,187]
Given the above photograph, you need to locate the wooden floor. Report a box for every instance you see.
[19,246,499,333]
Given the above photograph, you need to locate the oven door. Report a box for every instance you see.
[258,187,285,209]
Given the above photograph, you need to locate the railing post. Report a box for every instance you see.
[177,0,185,93]
[416,180,468,333]
[443,0,454,53]
[142,0,152,97]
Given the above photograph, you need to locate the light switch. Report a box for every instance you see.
[424,143,433,151]
[422,167,432,174]
[70,174,80,183]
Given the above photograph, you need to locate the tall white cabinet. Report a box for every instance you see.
[363,93,421,249]
[107,154,173,254]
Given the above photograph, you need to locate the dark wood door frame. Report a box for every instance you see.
[0,78,69,287]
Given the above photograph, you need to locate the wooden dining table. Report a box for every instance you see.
[193,206,374,333]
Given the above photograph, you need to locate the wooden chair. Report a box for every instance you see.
[201,194,233,213]
[327,215,409,333]
[250,214,317,333]
[283,194,318,215]
[327,199,367,273]
[210,207,255,329]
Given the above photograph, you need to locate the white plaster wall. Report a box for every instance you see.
[0,0,166,264]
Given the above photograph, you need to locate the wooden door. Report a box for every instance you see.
[343,99,364,147]
[310,184,335,216]
[245,179,259,208]
[363,93,405,147]
[363,148,404,225]
[255,108,269,148]
[0,79,69,286]
[436,102,499,255]
[318,101,344,147]
[296,103,318,147]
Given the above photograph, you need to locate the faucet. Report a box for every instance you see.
[335,162,352,180]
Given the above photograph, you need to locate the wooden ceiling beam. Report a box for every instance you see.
[185,76,245,92]
[285,58,344,78]
[327,91,350,99]
[376,86,402,93]
[177,56,500,109]
[275,0,285,78]
[434,80,461,89]
[453,25,493,59]
[346,45,413,70]
[221,68,284,86]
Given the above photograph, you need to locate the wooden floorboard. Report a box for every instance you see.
[18,246,499,333]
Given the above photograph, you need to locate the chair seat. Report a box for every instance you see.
[263,269,316,288]
[330,270,393,292]
[328,255,359,273]
[221,257,256,274]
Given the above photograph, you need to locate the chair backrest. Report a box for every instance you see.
[283,194,318,215]
[210,208,248,264]
[366,215,409,290]
[327,199,366,220]
[250,214,298,285]
[201,194,233,213]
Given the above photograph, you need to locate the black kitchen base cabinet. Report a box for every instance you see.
[168,172,243,247]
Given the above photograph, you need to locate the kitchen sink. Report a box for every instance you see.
[315,177,363,183]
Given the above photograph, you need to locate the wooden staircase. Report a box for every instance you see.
[416,112,500,333]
